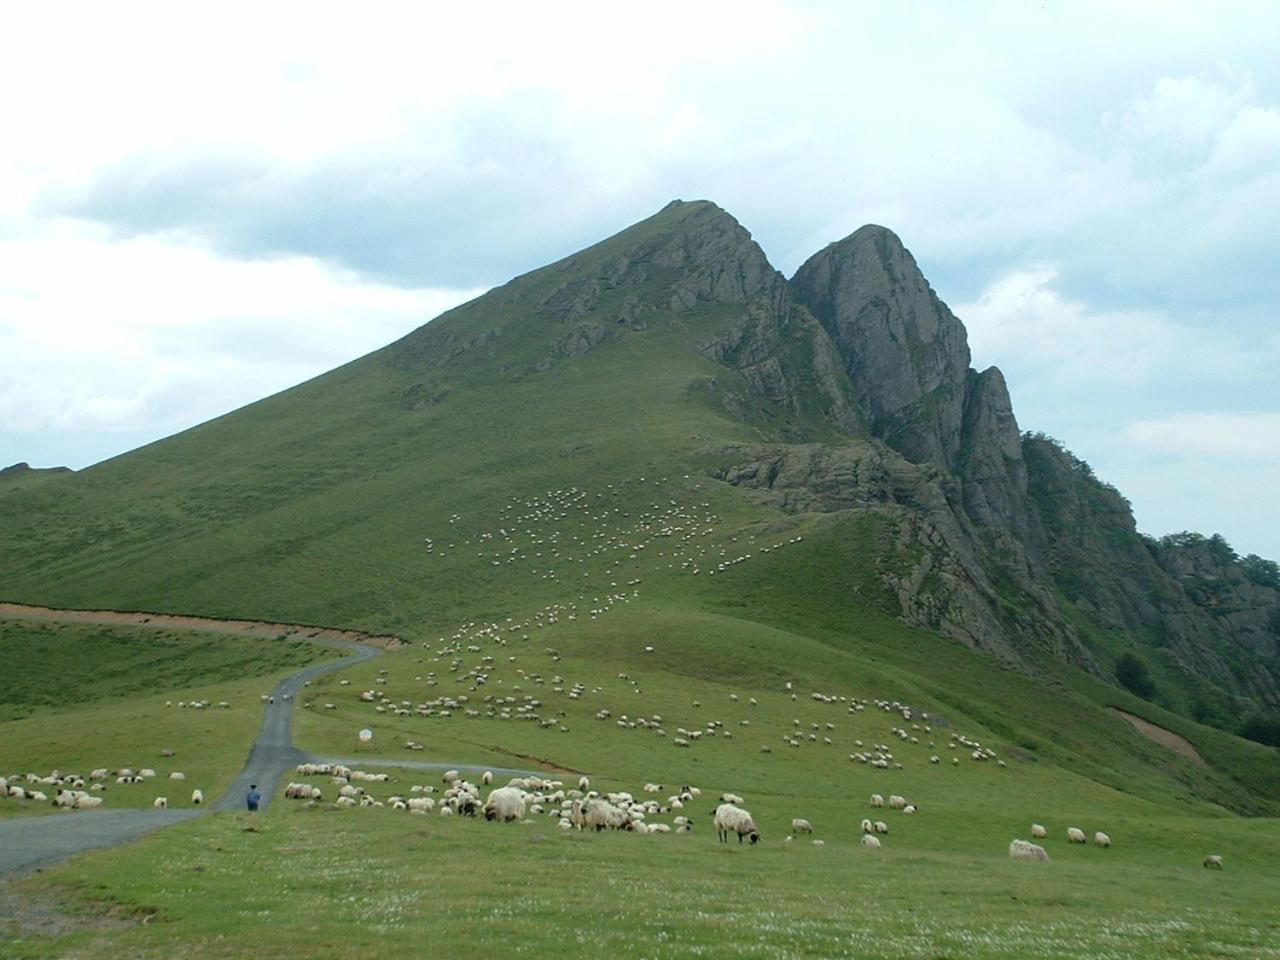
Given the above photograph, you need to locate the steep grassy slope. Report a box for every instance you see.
[0,200,1275,815]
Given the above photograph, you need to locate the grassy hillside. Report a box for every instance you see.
[6,606,1279,956]
[2,202,1279,955]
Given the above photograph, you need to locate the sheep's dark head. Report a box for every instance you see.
[748,830,760,844]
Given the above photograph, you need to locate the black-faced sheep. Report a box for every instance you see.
[713,803,759,844]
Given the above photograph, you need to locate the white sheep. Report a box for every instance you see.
[483,787,527,822]
[1094,831,1111,848]
[859,818,874,834]
[888,795,907,810]
[1031,823,1047,839]
[902,804,916,815]
[1066,827,1086,844]
[191,789,204,805]
[1009,839,1050,862]
[1203,855,1224,869]
[153,797,168,809]
[861,834,881,849]
[169,771,186,781]
[482,770,493,785]
[713,803,759,844]
[791,818,813,834]
[873,820,888,834]
[870,793,884,807]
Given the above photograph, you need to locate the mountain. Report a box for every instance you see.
[1,199,1276,755]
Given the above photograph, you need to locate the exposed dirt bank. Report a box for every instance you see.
[1114,709,1207,767]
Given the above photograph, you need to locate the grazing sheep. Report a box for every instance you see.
[1094,832,1111,848]
[1203,855,1224,869]
[721,792,744,805]
[578,776,590,791]
[861,834,882,849]
[482,770,493,785]
[888,795,907,810]
[902,804,916,815]
[169,772,186,781]
[1009,839,1050,862]
[1031,823,1047,839]
[870,794,884,807]
[153,797,168,810]
[483,787,527,822]
[713,803,759,844]
[860,818,874,834]
[1067,827,1086,844]
[873,820,888,834]
[335,796,357,808]
[442,770,460,784]
[191,789,204,805]
[791,818,813,835]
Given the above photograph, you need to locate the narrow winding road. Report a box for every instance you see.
[0,606,534,876]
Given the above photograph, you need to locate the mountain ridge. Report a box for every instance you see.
[1,198,1276,743]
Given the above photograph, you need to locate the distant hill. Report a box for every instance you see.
[1,199,1275,749]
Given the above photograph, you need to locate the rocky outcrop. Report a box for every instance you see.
[791,225,972,468]
[1023,434,1279,709]
[707,442,1087,667]
[790,225,1030,557]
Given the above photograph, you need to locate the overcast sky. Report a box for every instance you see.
[2,1,1277,559]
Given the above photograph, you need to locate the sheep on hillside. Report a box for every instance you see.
[1031,823,1047,839]
[1067,827,1086,844]
[1203,855,1224,869]
[791,818,813,834]
[713,803,759,844]
[861,834,881,849]
[860,818,874,834]
[153,797,168,809]
[1094,832,1111,848]
[1009,839,1050,862]
[191,789,204,805]
[483,787,527,822]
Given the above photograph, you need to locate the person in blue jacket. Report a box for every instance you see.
[246,784,262,812]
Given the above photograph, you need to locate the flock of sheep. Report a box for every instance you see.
[0,765,203,811]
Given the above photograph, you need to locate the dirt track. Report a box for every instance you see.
[0,601,402,648]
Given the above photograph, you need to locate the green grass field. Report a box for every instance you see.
[0,619,321,818]
[2,204,1277,956]
[4,604,1278,957]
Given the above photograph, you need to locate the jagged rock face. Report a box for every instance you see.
[790,226,1031,551]
[1023,435,1279,708]
[791,225,972,467]
[707,442,1087,668]
[959,367,1032,546]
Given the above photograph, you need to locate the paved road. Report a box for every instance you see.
[209,640,378,812]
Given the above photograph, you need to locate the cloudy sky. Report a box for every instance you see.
[2,1,1277,558]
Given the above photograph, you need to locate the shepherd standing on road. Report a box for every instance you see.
[246,784,262,812]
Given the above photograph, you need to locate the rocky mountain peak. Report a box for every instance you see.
[789,225,973,468]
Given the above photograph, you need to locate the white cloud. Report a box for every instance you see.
[0,221,480,460]
[955,266,1271,395]
[1122,412,1280,461]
